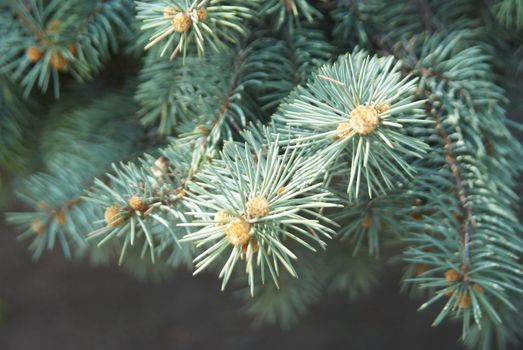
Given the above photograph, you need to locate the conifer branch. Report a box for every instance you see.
[0,0,134,97]
[273,50,430,200]
[398,31,523,341]
[258,0,321,29]
[136,0,256,60]
[181,129,339,294]
[6,86,140,258]
[495,0,523,30]
[3,2,523,348]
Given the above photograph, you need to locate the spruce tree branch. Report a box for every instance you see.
[70,1,109,43]
[14,8,43,40]
[427,95,476,271]
[418,0,433,31]
[14,0,108,45]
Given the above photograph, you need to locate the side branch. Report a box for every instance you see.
[427,95,476,271]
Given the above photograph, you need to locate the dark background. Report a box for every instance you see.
[1,213,519,350]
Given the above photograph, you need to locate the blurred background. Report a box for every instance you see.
[3,208,522,350]
[0,214,462,350]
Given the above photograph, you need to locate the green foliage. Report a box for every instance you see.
[2,1,523,349]
[7,169,97,258]
[182,129,338,294]
[0,0,134,97]
[87,142,195,266]
[273,51,429,200]
[323,243,381,300]
[331,194,402,257]
[41,85,140,172]
[0,77,34,169]
[136,0,256,60]
[258,0,322,29]
[463,300,523,350]
[241,248,325,328]
[136,46,260,137]
[331,0,386,48]
[5,86,140,258]
[135,51,189,133]
[495,0,523,30]
[248,24,335,113]
[395,30,523,344]
[338,0,478,47]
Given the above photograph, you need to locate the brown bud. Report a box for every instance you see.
[336,120,352,139]
[445,269,461,283]
[410,212,422,220]
[26,46,43,62]
[215,210,234,226]
[30,218,46,235]
[375,102,391,114]
[242,237,259,254]
[163,6,178,17]
[68,45,77,55]
[196,7,207,21]
[473,283,483,293]
[246,196,269,218]
[456,293,471,309]
[349,105,380,136]
[361,216,371,229]
[415,264,428,276]
[50,52,67,71]
[172,12,192,33]
[224,218,251,246]
[129,196,147,212]
[104,206,126,227]
[55,210,66,225]
[151,156,169,179]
